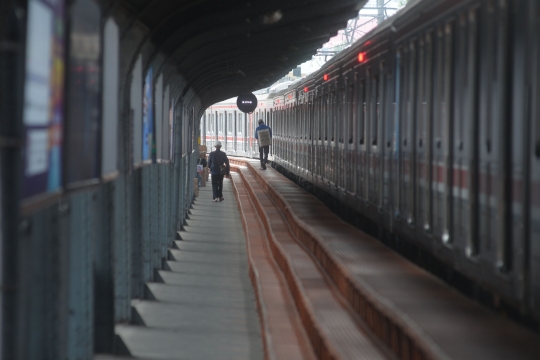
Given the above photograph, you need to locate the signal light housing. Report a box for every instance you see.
[323,74,329,81]
[358,52,366,63]
[304,86,309,93]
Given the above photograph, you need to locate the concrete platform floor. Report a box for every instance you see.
[107,179,264,360]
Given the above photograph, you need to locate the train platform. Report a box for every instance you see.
[97,181,264,360]
[228,158,540,360]
[99,158,540,360]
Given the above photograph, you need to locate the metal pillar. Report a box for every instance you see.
[0,2,25,358]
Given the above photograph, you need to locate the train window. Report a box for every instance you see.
[304,103,307,140]
[418,41,425,147]
[358,79,365,145]
[401,46,410,148]
[348,84,354,144]
[492,9,499,82]
[461,13,470,87]
[309,100,314,141]
[316,95,321,140]
[222,114,225,134]
[330,91,336,142]
[237,113,243,135]
[444,20,455,149]
[372,74,379,146]
[302,102,307,139]
[535,8,540,159]
[433,26,445,150]
[407,42,416,149]
[338,88,345,143]
[326,91,336,141]
[323,94,328,141]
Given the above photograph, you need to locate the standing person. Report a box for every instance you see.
[207,141,230,202]
[197,156,207,187]
[254,119,272,170]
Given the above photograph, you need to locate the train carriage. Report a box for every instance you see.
[268,0,540,322]
[199,0,540,323]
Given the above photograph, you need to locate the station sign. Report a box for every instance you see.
[237,93,257,113]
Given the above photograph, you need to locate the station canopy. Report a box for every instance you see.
[119,0,368,107]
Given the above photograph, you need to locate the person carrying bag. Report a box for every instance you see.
[255,119,272,170]
[207,141,230,202]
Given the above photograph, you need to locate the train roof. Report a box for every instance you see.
[288,0,428,92]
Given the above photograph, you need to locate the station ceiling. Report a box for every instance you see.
[116,0,368,107]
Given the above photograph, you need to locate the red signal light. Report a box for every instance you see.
[323,74,329,81]
[358,52,366,62]
[304,86,309,93]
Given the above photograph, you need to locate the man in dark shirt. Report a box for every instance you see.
[207,141,230,202]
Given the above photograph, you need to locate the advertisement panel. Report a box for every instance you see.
[64,0,102,185]
[143,67,154,161]
[22,0,65,200]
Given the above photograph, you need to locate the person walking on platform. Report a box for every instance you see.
[255,119,272,170]
[196,156,207,187]
[207,141,230,202]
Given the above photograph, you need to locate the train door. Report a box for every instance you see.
[367,65,383,207]
[330,89,338,186]
[416,32,435,236]
[327,90,335,185]
[237,112,243,155]
[283,107,289,167]
[306,98,311,177]
[357,78,367,200]
[314,94,321,179]
[478,1,512,272]
[227,113,234,152]
[337,85,346,191]
[383,56,396,223]
[295,101,300,173]
[286,106,291,168]
[430,22,455,244]
[307,94,314,179]
[453,9,481,257]
[320,93,330,182]
[528,0,540,315]
[279,108,284,165]
[302,99,306,175]
[281,106,286,166]
[397,39,418,228]
[345,79,355,194]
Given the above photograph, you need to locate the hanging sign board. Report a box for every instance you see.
[237,93,257,113]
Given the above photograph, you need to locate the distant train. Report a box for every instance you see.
[202,0,540,322]
[200,94,274,157]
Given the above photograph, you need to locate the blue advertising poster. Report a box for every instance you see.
[22,0,65,200]
[143,67,154,160]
